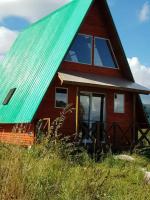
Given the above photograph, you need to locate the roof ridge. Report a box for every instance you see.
[21,0,74,32]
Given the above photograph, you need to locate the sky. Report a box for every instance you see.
[0,0,150,104]
[107,0,150,104]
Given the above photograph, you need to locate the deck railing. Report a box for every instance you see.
[79,121,150,153]
[0,121,150,151]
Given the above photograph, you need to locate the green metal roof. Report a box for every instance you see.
[0,0,93,123]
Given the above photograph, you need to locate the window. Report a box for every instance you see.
[3,88,16,105]
[55,88,68,108]
[65,34,118,68]
[94,37,117,68]
[65,34,92,65]
[114,94,125,113]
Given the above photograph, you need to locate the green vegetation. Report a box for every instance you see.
[0,141,150,200]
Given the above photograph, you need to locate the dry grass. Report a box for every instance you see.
[0,141,150,200]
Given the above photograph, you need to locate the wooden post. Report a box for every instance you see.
[76,87,79,134]
[133,94,136,144]
[96,122,100,149]
[113,122,116,149]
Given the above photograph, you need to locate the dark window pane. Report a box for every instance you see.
[94,38,116,68]
[55,88,67,108]
[3,88,16,105]
[65,34,92,65]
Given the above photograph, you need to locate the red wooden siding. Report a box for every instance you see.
[35,76,134,143]
[35,78,77,136]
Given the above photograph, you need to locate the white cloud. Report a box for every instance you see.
[128,57,150,104]
[128,57,150,89]
[0,26,18,55]
[139,1,150,22]
[0,0,70,61]
[0,0,70,22]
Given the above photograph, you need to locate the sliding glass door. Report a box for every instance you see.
[79,92,105,144]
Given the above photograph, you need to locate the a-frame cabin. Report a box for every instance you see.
[0,0,150,150]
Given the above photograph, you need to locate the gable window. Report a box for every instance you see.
[114,94,125,113]
[55,88,68,108]
[3,88,16,105]
[65,34,92,65]
[94,37,117,68]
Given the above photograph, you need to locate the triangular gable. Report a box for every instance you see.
[0,0,93,123]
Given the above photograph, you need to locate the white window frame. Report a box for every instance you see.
[55,87,68,109]
[114,93,125,113]
[94,36,119,69]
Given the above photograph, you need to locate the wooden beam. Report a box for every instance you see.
[133,94,136,144]
[76,87,79,134]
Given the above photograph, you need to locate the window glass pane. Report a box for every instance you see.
[80,94,90,122]
[94,38,116,68]
[65,34,92,64]
[91,95,101,122]
[55,88,67,108]
[114,94,124,113]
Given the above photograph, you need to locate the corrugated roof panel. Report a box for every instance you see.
[0,0,93,123]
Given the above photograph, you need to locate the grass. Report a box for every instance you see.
[0,141,150,200]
